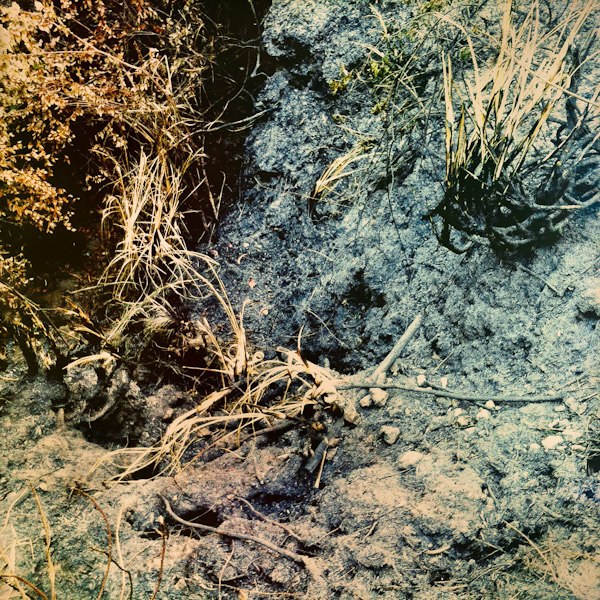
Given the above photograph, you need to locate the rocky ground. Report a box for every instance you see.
[2,0,600,599]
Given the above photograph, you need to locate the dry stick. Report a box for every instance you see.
[517,265,562,296]
[74,489,112,600]
[307,315,423,475]
[91,550,133,600]
[114,505,133,600]
[0,574,49,600]
[313,445,328,489]
[341,314,565,403]
[159,496,324,584]
[370,314,423,383]
[238,420,296,445]
[236,497,304,542]
[503,521,561,586]
[29,485,56,600]
[336,381,564,403]
[148,520,167,600]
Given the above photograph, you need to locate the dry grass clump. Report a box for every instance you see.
[514,528,600,600]
[433,0,600,252]
[92,342,352,481]
[96,152,210,357]
[0,486,59,600]
[315,3,465,205]
[318,1,600,253]
[0,485,163,600]
[313,139,376,201]
[0,0,240,373]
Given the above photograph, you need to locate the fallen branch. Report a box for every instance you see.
[306,315,423,475]
[159,495,326,585]
[370,314,422,383]
[337,381,564,403]
[236,496,304,542]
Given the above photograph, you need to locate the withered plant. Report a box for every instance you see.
[433,0,600,252]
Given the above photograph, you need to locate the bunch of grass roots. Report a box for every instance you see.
[432,0,600,252]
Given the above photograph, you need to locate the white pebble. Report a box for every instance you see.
[416,374,427,387]
[457,415,470,427]
[554,405,566,412]
[381,426,400,445]
[542,435,564,450]
[343,403,361,425]
[359,394,372,408]
[398,450,424,467]
[371,388,388,407]
[485,400,496,410]
[529,443,541,452]
[565,397,586,415]
[562,428,582,441]
[440,376,448,389]
[476,409,491,420]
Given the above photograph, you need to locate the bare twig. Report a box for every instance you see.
[0,574,49,600]
[337,381,564,403]
[370,314,422,383]
[236,497,304,542]
[29,485,56,600]
[148,519,166,600]
[159,495,320,575]
[74,489,112,600]
[517,265,562,296]
[503,521,561,586]
[307,316,422,476]
[162,495,329,596]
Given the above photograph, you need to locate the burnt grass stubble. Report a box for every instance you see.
[2,1,600,599]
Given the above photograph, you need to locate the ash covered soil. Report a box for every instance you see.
[2,0,600,599]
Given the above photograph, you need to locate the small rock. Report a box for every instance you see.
[485,400,496,410]
[381,426,400,445]
[565,397,586,415]
[456,415,471,427]
[416,374,426,387]
[371,388,388,407]
[562,428,582,441]
[476,409,491,420]
[398,450,424,467]
[572,444,586,452]
[529,443,541,452]
[439,376,448,389]
[576,286,600,317]
[454,408,464,417]
[64,364,100,403]
[343,403,361,425]
[542,435,564,450]
[359,394,372,408]
[435,396,452,409]
[554,405,566,412]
